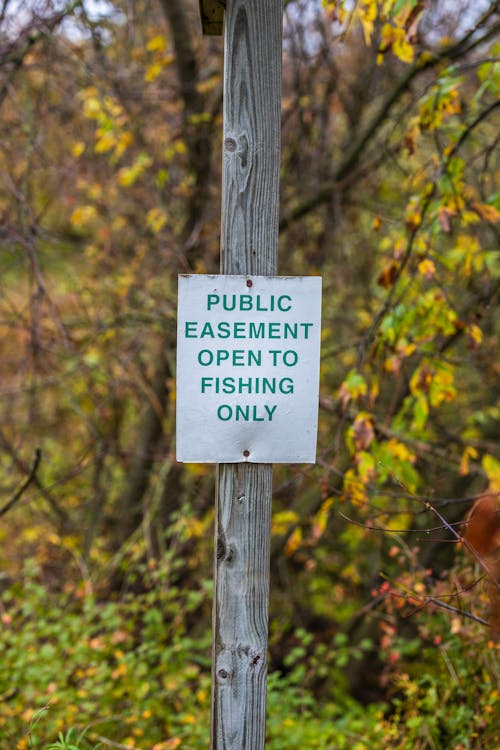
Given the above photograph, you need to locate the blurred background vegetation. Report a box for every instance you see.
[0,0,499,747]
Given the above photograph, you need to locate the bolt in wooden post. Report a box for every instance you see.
[199,1,283,748]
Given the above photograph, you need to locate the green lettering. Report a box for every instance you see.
[264,405,277,420]
[279,377,294,394]
[268,322,281,339]
[249,322,265,338]
[300,323,313,339]
[248,350,262,366]
[217,405,232,421]
[217,321,231,338]
[198,350,213,366]
[238,378,252,394]
[201,376,213,393]
[278,295,292,311]
[222,377,236,394]
[284,323,298,339]
[236,405,250,421]
[200,322,215,338]
[185,321,197,337]
[234,322,246,338]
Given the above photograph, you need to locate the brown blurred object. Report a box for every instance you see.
[463,494,500,637]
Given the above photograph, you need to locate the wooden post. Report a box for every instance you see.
[205,1,283,748]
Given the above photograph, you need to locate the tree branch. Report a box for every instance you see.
[159,0,218,246]
[0,448,41,517]
[279,9,500,232]
[0,2,79,107]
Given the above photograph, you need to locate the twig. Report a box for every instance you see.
[338,509,463,535]
[423,498,500,592]
[0,448,41,517]
[279,9,500,232]
[414,595,490,628]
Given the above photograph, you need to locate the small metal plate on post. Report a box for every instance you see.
[198,0,225,35]
[176,274,322,464]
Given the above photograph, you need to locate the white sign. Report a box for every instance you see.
[176,275,322,463]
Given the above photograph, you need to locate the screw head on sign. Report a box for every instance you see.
[246,279,253,287]
[243,450,250,458]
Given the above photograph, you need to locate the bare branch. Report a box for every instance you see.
[0,448,41,517]
[279,10,500,232]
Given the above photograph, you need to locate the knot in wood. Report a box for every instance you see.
[216,535,226,560]
[224,137,237,152]
[217,534,234,563]
[250,653,261,667]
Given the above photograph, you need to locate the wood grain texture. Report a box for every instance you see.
[211,1,282,747]
[220,0,282,277]
[212,464,273,749]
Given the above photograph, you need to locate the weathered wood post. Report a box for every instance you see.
[198,1,283,747]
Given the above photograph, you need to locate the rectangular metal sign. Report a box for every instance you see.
[176,275,322,463]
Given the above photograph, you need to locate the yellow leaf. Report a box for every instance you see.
[146,207,168,233]
[153,740,182,750]
[118,153,153,186]
[462,210,481,226]
[95,130,117,154]
[418,258,436,279]
[459,446,478,476]
[385,438,416,464]
[70,205,98,229]
[429,364,456,407]
[357,0,378,46]
[147,34,167,53]
[272,510,299,535]
[386,513,412,532]
[393,34,414,63]
[285,527,303,557]
[482,454,500,493]
[112,216,127,232]
[356,451,376,482]
[442,89,461,116]
[380,23,414,64]
[397,340,416,358]
[71,141,85,158]
[117,167,136,187]
[145,61,163,82]
[311,498,333,541]
[86,182,103,201]
[405,196,422,231]
[115,131,133,158]
[197,74,221,94]
[342,468,367,506]
[83,96,101,119]
[472,202,500,223]
[468,324,483,345]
